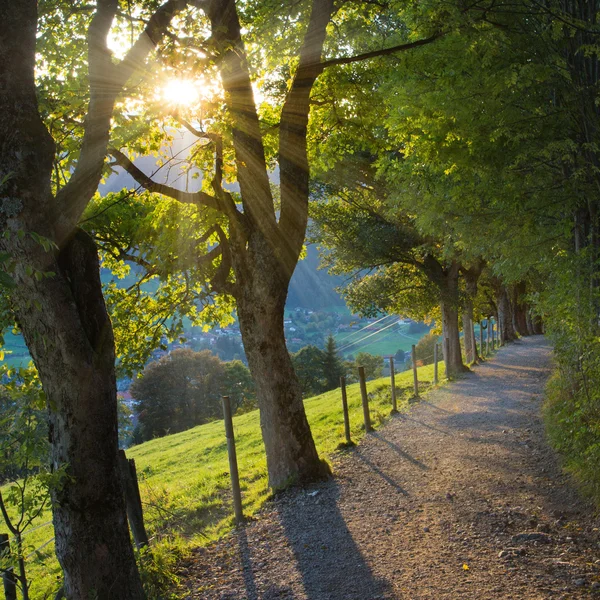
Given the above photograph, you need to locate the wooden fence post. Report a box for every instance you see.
[118,451,150,550]
[389,357,397,413]
[358,367,373,432]
[340,376,352,445]
[222,396,244,525]
[433,342,439,385]
[443,337,450,375]
[0,534,16,600]
[411,344,419,398]
[479,322,484,358]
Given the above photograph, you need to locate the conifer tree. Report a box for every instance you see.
[322,334,345,391]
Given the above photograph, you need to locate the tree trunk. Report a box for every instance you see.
[512,283,529,336]
[438,263,467,378]
[462,308,477,363]
[441,299,466,377]
[497,286,518,343]
[460,260,484,364]
[236,236,330,489]
[526,310,536,336]
[13,232,145,599]
[1,4,144,597]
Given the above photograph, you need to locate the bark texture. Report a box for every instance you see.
[437,262,468,378]
[512,283,530,337]
[15,233,144,599]
[202,0,334,488]
[462,308,477,363]
[461,262,484,364]
[236,247,329,487]
[497,286,518,343]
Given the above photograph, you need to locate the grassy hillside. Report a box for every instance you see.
[9,361,446,599]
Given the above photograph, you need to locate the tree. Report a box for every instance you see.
[310,163,468,377]
[223,360,256,412]
[131,349,225,442]
[0,2,188,596]
[291,345,326,398]
[414,332,438,366]
[99,0,443,488]
[354,352,384,381]
[322,334,345,391]
[0,367,61,600]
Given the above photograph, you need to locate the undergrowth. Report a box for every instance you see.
[544,369,600,503]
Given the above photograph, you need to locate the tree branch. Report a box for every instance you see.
[320,33,442,69]
[55,0,190,243]
[210,225,236,296]
[108,147,227,213]
[278,0,335,277]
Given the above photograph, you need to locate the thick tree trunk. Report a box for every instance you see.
[1,4,144,598]
[497,286,518,343]
[441,300,466,377]
[236,236,330,489]
[526,310,536,336]
[461,262,484,363]
[462,308,477,363]
[13,232,144,599]
[512,283,529,336]
[438,263,467,378]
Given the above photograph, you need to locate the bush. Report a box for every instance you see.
[354,352,384,380]
[544,371,600,502]
[414,332,439,366]
[131,349,254,442]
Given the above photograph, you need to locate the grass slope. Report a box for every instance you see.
[13,361,446,599]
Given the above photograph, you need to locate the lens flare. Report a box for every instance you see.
[162,79,200,107]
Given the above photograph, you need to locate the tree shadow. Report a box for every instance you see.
[275,480,393,600]
[371,431,430,470]
[354,450,410,496]
[237,527,260,600]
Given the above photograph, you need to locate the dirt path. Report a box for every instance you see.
[179,336,600,599]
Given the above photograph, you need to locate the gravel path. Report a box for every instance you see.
[179,336,600,599]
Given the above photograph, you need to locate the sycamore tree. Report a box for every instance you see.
[88,0,445,488]
[372,10,572,342]
[310,155,469,376]
[0,1,200,597]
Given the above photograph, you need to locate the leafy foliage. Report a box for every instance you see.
[414,332,439,367]
[131,349,253,443]
[0,366,66,600]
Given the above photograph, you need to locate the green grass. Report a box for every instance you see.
[334,324,430,358]
[9,361,446,599]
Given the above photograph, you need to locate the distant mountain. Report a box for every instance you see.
[287,244,345,310]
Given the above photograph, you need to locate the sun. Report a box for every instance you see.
[162,79,200,108]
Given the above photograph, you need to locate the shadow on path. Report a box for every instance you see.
[236,528,262,600]
[276,481,393,600]
[371,431,430,470]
